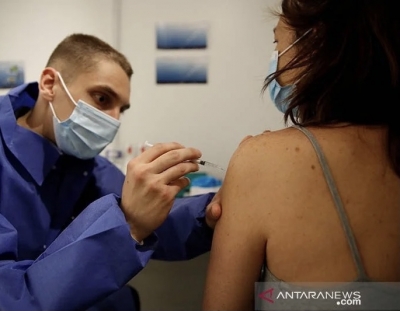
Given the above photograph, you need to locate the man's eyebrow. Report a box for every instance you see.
[273,27,276,33]
[96,84,130,110]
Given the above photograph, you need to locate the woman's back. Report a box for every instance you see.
[203,125,400,311]
[259,125,400,283]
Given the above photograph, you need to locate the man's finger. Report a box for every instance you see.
[151,147,202,174]
[138,142,185,163]
[205,202,223,229]
[168,176,191,195]
[161,161,199,184]
[211,203,222,219]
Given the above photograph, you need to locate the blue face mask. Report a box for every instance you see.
[267,50,294,113]
[267,29,312,113]
[49,72,121,159]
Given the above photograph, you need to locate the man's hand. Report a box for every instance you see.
[204,134,255,229]
[121,142,201,242]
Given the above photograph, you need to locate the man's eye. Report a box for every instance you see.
[94,93,110,105]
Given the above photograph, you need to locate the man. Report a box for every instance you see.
[0,33,222,311]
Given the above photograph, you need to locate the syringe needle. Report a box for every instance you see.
[197,160,226,171]
[144,141,226,171]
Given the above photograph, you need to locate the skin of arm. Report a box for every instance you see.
[202,136,269,311]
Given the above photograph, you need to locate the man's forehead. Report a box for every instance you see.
[86,67,130,95]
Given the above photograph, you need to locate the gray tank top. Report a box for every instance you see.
[256,126,400,310]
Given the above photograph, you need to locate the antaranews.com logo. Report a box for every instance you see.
[255,281,400,311]
[258,287,361,306]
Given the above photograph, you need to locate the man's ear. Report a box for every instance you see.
[39,68,58,101]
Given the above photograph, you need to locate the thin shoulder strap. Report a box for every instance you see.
[292,125,368,280]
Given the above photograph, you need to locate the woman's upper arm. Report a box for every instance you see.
[202,137,269,311]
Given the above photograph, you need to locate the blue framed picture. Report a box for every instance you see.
[156,22,208,49]
[0,61,25,89]
[156,56,208,84]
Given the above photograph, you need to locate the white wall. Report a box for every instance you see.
[118,0,284,180]
[0,0,116,95]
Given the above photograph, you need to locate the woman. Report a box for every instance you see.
[203,1,400,310]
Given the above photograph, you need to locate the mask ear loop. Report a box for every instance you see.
[49,72,78,122]
[278,28,313,85]
[278,28,312,57]
[56,72,78,107]
[273,28,312,117]
[49,101,60,122]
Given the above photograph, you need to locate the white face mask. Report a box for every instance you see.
[49,72,121,159]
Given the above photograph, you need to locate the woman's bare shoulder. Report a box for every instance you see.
[223,127,314,193]
[229,127,309,168]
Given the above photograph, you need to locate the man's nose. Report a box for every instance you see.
[108,107,120,120]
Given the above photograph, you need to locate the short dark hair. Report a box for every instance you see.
[264,1,400,176]
[46,33,133,82]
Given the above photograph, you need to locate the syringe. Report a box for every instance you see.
[144,141,226,171]
[196,160,226,171]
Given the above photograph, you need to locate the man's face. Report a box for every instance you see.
[52,59,131,122]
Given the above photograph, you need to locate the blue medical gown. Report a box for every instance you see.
[0,83,214,310]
